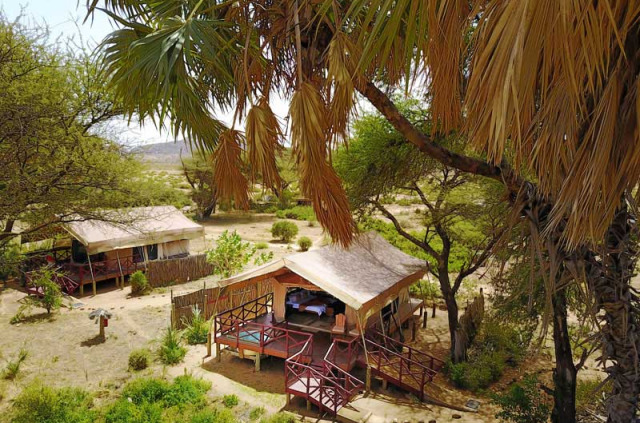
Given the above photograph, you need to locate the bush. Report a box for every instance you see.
[491,375,551,423]
[222,394,238,408]
[271,221,298,243]
[130,271,150,296]
[297,236,312,251]
[128,348,151,371]
[122,378,170,404]
[182,306,209,345]
[30,268,63,314]
[206,231,256,278]
[191,408,237,423]
[3,347,28,380]
[249,407,265,420]
[11,381,95,423]
[275,206,316,221]
[255,242,269,250]
[576,377,611,413]
[446,319,530,392]
[259,412,297,423]
[158,327,186,365]
[104,399,163,423]
[409,279,442,301]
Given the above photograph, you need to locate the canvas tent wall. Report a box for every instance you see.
[63,206,204,255]
[217,232,427,325]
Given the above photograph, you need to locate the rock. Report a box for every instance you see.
[452,414,462,419]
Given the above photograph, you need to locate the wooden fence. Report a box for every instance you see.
[171,278,274,329]
[146,254,214,288]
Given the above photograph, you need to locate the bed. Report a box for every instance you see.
[286,291,334,316]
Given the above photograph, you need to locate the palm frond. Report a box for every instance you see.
[290,82,355,246]
[212,129,249,210]
[245,98,284,190]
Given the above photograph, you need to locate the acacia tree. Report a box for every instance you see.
[0,17,185,249]
[336,107,506,363]
[88,2,640,422]
[181,153,218,219]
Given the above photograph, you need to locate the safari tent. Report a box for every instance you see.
[59,206,204,295]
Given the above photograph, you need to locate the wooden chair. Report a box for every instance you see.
[331,313,346,335]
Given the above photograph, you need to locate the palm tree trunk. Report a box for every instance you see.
[551,288,577,423]
[586,205,640,423]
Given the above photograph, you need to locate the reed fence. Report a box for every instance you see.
[171,277,274,329]
[146,254,214,288]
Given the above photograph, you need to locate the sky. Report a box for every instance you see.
[0,0,290,146]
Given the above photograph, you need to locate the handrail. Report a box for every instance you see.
[214,292,273,334]
[372,331,446,371]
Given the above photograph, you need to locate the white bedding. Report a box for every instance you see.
[302,304,326,316]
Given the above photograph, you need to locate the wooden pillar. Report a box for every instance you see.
[87,255,97,296]
[286,393,291,406]
[366,366,372,392]
[215,342,221,363]
[207,332,212,357]
[411,317,417,341]
[306,399,311,411]
[382,378,388,390]
[254,353,261,372]
[116,250,124,290]
[432,302,436,318]
[80,280,84,296]
[422,310,427,329]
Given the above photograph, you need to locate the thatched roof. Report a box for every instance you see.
[219,232,426,312]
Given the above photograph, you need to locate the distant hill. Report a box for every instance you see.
[132,140,193,166]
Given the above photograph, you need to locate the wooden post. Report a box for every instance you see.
[366,366,372,392]
[80,280,84,296]
[206,332,212,357]
[286,393,290,406]
[171,303,176,329]
[432,302,436,318]
[99,316,105,339]
[423,310,427,329]
[87,255,97,296]
[412,317,417,341]
[306,399,311,411]
[382,378,388,390]
[215,342,221,362]
[254,353,261,372]
[116,250,124,290]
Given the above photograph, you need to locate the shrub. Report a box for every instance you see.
[576,377,611,413]
[191,408,237,423]
[445,319,530,392]
[271,221,298,243]
[128,348,151,371]
[255,242,269,250]
[182,306,209,345]
[159,327,186,365]
[297,236,312,251]
[206,231,256,277]
[103,398,163,423]
[249,406,265,420]
[491,375,551,423]
[3,347,28,380]
[254,251,274,266]
[122,378,170,404]
[130,271,150,296]
[275,206,316,221]
[11,381,95,423]
[259,412,297,423]
[222,394,238,408]
[30,268,63,314]
[409,279,442,301]
[164,375,211,407]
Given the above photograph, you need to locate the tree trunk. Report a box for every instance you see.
[202,197,217,219]
[586,205,640,423]
[551,288,577,423]
[442,288,461,363]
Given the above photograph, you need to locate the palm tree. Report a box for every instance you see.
[87,2,640,422]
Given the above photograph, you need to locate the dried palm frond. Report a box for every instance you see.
[211,129,249,210]
[245,98,284,190]
[290,82,355,246]
[466,0,640,247]
[326,32,360,145]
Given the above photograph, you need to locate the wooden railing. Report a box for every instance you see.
[214,318,312,357]
[214,292,273,334]
[324,336,361,371]
[373,331,446,373]
[62,256,145,282]
[364,333,440,401]
[25,269,79,295]
[285,337,363,415]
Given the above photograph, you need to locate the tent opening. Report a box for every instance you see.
[284,288,345,333]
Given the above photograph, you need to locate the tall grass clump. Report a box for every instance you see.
[158,327,186,365]
[182,306,209,345]
[3,347,28,380]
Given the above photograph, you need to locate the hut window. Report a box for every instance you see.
[133,246,144,263]
[146,244,158,261]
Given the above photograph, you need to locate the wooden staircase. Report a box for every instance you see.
[285,337,365,415]
[362,331,445,401]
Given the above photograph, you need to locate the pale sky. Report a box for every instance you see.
[0,0,291,146]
